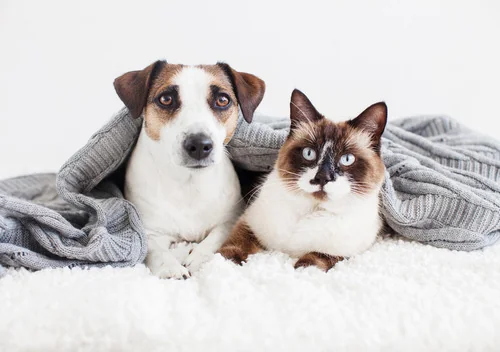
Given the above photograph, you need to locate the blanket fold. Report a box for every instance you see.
[1,109,499,271]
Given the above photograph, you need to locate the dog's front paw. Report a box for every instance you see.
[155,263,191,280]
[148,255,191,280]
[183,247,214,273]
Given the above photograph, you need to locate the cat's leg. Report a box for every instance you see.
[294,252,344,271]
[146,232,190,279]
[183,221,234,273]
[217,220,263,265]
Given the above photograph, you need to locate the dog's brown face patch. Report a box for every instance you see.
[125,63,263,143]
[139,63,236,141]
[143,63,184,140]
[276,89,387,200]
[114,61,265,148]
[200,65,240,143]
[142,64,239,142]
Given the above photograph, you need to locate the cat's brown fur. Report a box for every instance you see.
[218,89,387,272]
[278,91,386,201]
[217,220,263,265]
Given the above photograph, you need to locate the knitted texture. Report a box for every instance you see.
[1,109,499,271]
[0,109,147,270]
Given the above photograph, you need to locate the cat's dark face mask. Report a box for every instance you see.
[276,89,387,201]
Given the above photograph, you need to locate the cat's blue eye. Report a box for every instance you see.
[302,147,317,161]
[340,153,355,166]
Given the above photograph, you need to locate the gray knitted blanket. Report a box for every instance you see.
[1,108,499,273]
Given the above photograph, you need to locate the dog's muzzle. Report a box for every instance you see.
[183,133,214,164]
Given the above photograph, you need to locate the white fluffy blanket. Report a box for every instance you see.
[1,237,499,351]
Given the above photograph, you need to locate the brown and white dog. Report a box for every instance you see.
[113,61,265,279]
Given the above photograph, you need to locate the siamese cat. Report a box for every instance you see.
[218,89,387,271]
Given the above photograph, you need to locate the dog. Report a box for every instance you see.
[113,60,265,279]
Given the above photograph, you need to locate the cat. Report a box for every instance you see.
[217,89,387,271]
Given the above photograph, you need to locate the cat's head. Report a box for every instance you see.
[276,89,387,201]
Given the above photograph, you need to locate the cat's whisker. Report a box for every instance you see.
[278,168,302,177]
[252,178,301,194]
[349,187,370,197]
[248,182,269,198]
[351,180,374,185]
[240,182,268,205]
[243,178,301,203]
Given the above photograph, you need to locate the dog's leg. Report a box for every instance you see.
[217,220,263,265]
[146,233,190,279]
[183,221,235,273]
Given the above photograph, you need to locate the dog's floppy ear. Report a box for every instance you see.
[114,60,165,118]
[217,63,266,123]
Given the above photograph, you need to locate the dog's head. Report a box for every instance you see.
[114,61,265,169]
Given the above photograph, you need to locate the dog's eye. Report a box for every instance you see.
[215,94,230,108]
[159,94,173,106]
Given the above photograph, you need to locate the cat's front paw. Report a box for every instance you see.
[217,245,247,265]
[147,254,191,280]
[294,252,344,272]
[294,258,317,270]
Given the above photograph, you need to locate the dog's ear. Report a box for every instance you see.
[114,60,165,118]
[217,63,266,123]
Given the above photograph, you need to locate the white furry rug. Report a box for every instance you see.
[1,237,500,352]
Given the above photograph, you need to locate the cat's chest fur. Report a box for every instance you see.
[245,171,381,257]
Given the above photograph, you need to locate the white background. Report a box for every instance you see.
[1,0,499,179]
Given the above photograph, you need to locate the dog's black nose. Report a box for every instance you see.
[183,133,214,160]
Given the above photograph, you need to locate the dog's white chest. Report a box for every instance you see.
[124,131,241,242]
[246,171,381,257]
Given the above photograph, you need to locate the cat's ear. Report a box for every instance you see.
[349,102,387,141]
[290,89,323,130]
